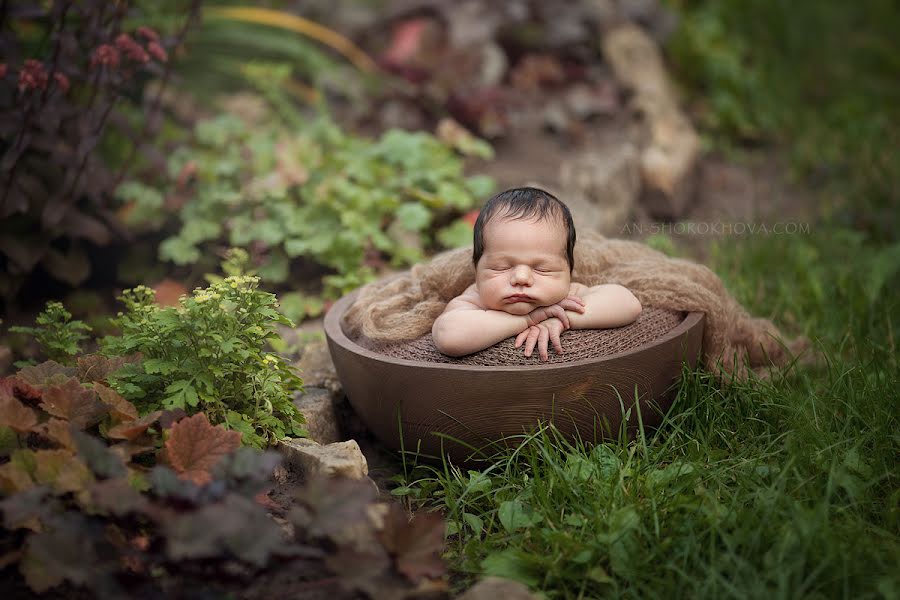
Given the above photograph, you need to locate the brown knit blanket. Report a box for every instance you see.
[343,234,809,381]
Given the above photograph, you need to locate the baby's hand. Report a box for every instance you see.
[524,295,586,329]
[515,317,567,362]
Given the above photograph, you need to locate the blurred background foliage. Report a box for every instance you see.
[666,0,900,241]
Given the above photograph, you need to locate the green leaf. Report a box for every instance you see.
[481,548,541,587]
[164,380,199,409]
[437,220,472,249]
[465,174,495,198]
[143,358,178,375]
[160,237,201,265]
[498,500,542,533]
[396,203,432,231]
[462,512,483,536]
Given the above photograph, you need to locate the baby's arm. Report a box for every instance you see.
[432,291,529,357]
[565,283,642,330]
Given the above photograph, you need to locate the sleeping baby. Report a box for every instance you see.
[432,187,643,361]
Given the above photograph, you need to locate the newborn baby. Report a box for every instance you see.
[432,187,643,361]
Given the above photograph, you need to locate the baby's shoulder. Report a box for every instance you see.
[444,284,486,311]
[569,281,590,296]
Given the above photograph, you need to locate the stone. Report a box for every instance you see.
[294,338,341,393]
[279,438,369,480]
[456,576,540,600]
[602,24,700,219]
[293,387,342,445]
[559,143,641,236]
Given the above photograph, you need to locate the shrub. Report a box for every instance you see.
[102,277,305,448]
[118,110,493,297]
[0,0,195,299]
[0,362,446,597]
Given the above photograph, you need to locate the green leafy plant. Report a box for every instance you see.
[0,361,447,598]
[9,301,92,366]
[666,0,900,240]
[118,110,493,297]
[102,276,305,448]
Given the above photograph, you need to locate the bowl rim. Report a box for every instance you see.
[325,288,706,374]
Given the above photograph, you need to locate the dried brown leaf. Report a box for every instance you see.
[377,506,446,582]
[0,461,34,495]
[106,410,161,441]
[165,413,241,485]
[0,391,38,432]
[94,382,138,422]
[15,361,76,387]
[33,449,94,494]
[76,354,131,384]
[39,378,108,429]
[34,418,75,450]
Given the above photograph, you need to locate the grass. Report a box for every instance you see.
[394,225,899,598]
[387,3,900,595]
[665,0,900,242]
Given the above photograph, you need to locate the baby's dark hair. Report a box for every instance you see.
[472,187,576,272]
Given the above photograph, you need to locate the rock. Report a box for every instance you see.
[279,438,369,480]
[602,24,700,219]
[446,0,502,47]
[559,143,641,236]
[457,576,540,600]
[294,338,341,393]
[293,387,342,445]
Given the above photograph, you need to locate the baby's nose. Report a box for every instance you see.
[510,265,532,285]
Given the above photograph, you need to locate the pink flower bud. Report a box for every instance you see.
[53,72,70,93]
[136,26,160,42]
[147,41,168,63]
[91,44,120,69]
[116,33,150,63]
[18,59,48,93]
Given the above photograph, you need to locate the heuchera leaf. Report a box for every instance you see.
[0,390,38,433]
[0,461,35,495]
[33,418,75,450]
[72,431,126,479]
[21,513,99,593]
[377,506,446,582]
[39,378,109,429]
[106,411,162,441]
[15,361,77,387]
[165,413,241,485]
[76,354,132,384]
[290,475,378,541]
[32,449,94,494]
[94,382,139,422]
[164,494,288,566]
[87,478,149,516]
[0,377,39,405]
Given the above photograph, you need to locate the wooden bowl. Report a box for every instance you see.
[324,288,705,462]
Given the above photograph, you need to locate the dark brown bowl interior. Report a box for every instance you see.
[324,288,705,462]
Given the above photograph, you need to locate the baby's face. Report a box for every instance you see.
[475,216,571,315]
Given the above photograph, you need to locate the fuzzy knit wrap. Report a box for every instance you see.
[342,233,809,381]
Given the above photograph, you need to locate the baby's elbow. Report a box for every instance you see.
[626,294,642,323]
[614,286,642,323]
[432,318,468,357]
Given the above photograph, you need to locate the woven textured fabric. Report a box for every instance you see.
[351,307,685,366]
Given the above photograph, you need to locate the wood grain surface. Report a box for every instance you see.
[325,289,705,463]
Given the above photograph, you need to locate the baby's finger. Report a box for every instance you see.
[567,294,586,306]
[549,305,570,329]
[538,326,550,361]
[559,298,586,313]
[524,327,540,357]
[550,328,563,355]
[515,329,529,348]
